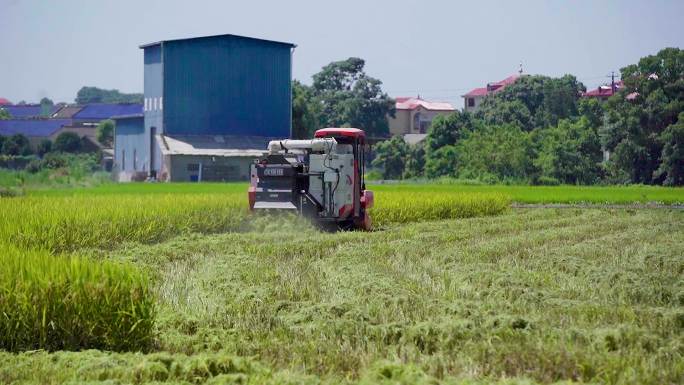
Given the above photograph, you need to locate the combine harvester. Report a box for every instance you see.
[248,128,373,230]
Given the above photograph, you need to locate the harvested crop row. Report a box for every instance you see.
[0,244,154,352]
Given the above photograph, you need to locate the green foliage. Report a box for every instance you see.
[95,119,114,147]
[655,112,684,185]
[403,143,425,178]
[534,117,603,184]
[456,124,535,182]
[0,108,10,120]
[312,57,394,137]
[53,132,82,153]
[602,47,684,185]
[36,139,52,156]
[0,245,154,352]
[75,86,143,104]
[424,110,474,153]
[291,81,320,139]
[371,135,409,179]
[424,144,458,178]
[1,134,32,156]
[39,97,54,117]
[477,74,585,131]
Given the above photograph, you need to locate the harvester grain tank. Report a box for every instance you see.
[248,128,373,230]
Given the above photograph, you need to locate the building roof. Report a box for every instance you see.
[463,74,521,97]
[0,119,71,137]
[403,133,427,145]
[583,80,624,98]
[160,135,274,157]
[0,98,10,105]
[73,103,143,120]
[140,33,296,49]
[51,105,84,119]
[395,97,455,111]
[1,104,60,118]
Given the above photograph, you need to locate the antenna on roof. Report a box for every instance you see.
[518,62,523,75]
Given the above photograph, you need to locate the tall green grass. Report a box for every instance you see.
[0,245,154,352]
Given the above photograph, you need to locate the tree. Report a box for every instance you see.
[312,58,394,137]
[403,143,425,179]
[602,47,684,185]
[1,134,32,156]
[0,108,10,120]
[36,139,53,156]
[455,124,535,182]
[371,135,409,179]
[76,86,143,104]
[53,132,82,153]
[423,111,475,153]
[40,97,54,117]
[534,117,602,184]
[655,112,684,185]
[96,119,115,147]
[477,74,585,131]
[424,145,459,178]
[291,81,320,139]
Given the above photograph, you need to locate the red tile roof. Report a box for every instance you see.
[395,97,455,111]
[463,74,520,97]
[0,98,10,105]
[583,80,623,98]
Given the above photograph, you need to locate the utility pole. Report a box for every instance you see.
[610,71,616,93]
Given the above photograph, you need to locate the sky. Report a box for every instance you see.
[1,0,683,106]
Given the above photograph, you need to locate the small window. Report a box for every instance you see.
[467,98,475,107]
[121,150,126,171]
[159,97,163,110]
[187,163,200,172]
[152,98,157,111]
[133,149,137,171]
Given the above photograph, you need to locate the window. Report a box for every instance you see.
[133,149,137,171]
[121,150,125,171]
[467,98,475,107]
[159,97,163,110]
[187,163,200,172]
[152,97,157,111]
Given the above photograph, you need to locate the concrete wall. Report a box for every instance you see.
[167,154,254,182]
[464,95,485,112]
[389,107,453,135]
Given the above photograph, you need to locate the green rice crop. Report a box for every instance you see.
[0,245,154,352]
[372,191,509,225]
[29,182,684,205]
[0,189,507,253]
[0,194,248,253]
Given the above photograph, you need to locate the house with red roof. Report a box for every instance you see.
[389,96,455,136]
[582,80,623,100]
[462,74,520,112]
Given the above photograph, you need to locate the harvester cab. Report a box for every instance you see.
[248,128,373,230]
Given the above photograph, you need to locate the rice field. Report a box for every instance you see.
[1,183,683,384]
[28,182,684,205]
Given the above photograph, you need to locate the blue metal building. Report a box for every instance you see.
[114,33,295,182]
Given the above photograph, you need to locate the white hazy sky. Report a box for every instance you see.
[1,0,683,105]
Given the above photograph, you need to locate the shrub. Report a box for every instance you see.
[0,245,155,352]
[53,132,82,153]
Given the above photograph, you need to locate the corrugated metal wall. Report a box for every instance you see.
[144,45,163,173]
[113,116,145,174]
[162,35,292,137]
